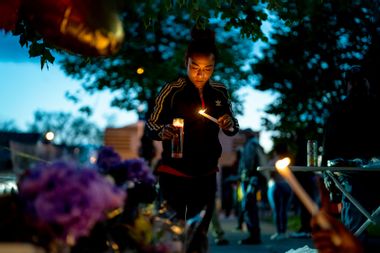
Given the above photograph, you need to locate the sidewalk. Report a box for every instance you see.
[208,214,315,253]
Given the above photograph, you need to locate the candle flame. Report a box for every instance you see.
[275,157,291,171]
[173,118,184,127]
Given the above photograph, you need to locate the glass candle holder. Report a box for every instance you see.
[171,118,184,158]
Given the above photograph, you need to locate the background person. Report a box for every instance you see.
[267,142,293,240]
[237,129,268,244]
[210,206,229,246]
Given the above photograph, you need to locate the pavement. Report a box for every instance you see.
[207,214,316,253]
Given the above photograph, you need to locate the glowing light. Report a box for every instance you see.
[136,67,144,74]
[275,157,291,170]
[198,108,234,131]
[173,118,184,127]
[45,131,55,141]
[170,225,184,235]
[198,109,218,124]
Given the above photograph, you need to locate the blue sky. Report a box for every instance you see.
[0,31,274,151]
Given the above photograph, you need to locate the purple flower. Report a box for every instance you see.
[95,147,157,204]
[99,155,156,187]
[18,160,126,243]
[96,146,122,172]
[117,159,156,185]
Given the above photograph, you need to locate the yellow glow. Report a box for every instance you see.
[137,67,144,74]
[59,6,125,56]
[170,225,184,235]
[107,207,123,219]
[173,118,184,127]
[108,241,119,251]
[198,108,218,124]
[66,234,75,246]
[275,157,291,171]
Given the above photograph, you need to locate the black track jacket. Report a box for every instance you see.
[146,76,239,177]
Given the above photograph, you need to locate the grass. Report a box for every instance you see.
[287,215,301,231]
[258,207,301,231]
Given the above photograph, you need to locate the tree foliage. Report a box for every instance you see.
[252,0,380,161]
[6,0,380,157]
[58,1,269,117]
[0,120,20,132]
[27,110,103,146]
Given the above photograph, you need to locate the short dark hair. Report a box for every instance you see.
[185,27,218,62]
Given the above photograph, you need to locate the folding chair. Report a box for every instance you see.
[325,170,380,236]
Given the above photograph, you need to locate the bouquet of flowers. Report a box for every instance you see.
[96,146,157,205]
[90,146,187,253]
[0,146,186,253]
[17,160,126,245]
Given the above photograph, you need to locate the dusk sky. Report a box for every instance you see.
[0,31,275,151]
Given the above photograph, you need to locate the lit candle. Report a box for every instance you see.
[172,118,184,158]
[198,109,234,131]
[198,109,219,124]
[276,158,341,244]
[275,158,319,215]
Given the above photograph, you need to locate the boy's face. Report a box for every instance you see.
[186,53,215,89]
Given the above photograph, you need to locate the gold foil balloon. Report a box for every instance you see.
[20,0,124,56]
